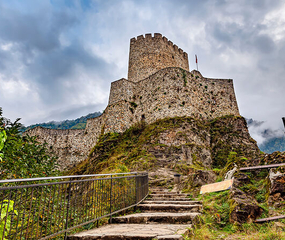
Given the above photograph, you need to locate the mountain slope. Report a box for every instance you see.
[23,112,102,131]
[259,136,285,153]
[246,118,285,153]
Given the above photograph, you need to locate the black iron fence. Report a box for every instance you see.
[0,172,148,239]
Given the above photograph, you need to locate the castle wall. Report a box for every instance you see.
[128,33,189,82]
[25,127,87,170]
[84,115,104,148]
[103,100,133,133]
[25,115,105,170]
[104,67,239,133]
[141,68,239,122]
[108,78,134,105]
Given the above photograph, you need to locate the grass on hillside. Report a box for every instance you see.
[185,167,285,239]
[68,116,210,175]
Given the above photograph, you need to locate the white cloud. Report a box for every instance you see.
[262,3,285,42]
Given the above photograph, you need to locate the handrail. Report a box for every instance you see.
[0,172,149,240]
[240,163,285,171]
[0,172,139,184]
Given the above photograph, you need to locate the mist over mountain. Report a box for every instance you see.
[23,113,285,154]
[246,118,285,153]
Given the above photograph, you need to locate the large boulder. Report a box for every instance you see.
[268,167,285,207]
[232,172,251,188]
[229,187,263,224]
[192,170,217,187]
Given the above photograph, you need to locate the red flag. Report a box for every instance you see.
[195,55,199,71]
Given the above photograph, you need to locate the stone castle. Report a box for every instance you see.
[27,33,240,169]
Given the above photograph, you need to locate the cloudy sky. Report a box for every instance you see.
[0,0,285,143]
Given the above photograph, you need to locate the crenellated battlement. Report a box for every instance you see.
[130,33,188,59]
[128,33,189,82]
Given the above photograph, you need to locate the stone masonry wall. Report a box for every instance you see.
[26,67,240,170]
[108,78,135,105]
[26,127,86,170]
[26,115,104,170]
[104,67,239,133]
[128,33,189,82]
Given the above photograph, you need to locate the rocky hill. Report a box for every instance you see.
[68,114,285,239]
[69,115,260,176]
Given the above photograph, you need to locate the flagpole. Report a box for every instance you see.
[195,54,198,71]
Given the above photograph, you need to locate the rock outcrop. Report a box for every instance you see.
[229,187,263,224]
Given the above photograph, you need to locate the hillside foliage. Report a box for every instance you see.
[23,112,102,131]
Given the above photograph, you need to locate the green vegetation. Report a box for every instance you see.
[23,112,102,131]
[0,108,59,179]
[187,160,285,239]
[210,115,257,168]
[181,68,187,86]
[0,200,18,239]
[0,127,7,162]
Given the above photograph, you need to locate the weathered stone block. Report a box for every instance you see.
[229,187,263,224]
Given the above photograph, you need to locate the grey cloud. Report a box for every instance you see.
[253,34,275,54]
[0,48,12,71]
[206,20,275,55]
[0,2,115,107]
[26,42,115,104]
[41,103,105,123]
[0,6,78,54]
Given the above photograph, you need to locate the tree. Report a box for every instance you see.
[0,108,59,179]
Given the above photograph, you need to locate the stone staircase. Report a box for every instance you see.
[68,188,202,240]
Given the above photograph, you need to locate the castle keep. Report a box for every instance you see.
[27,33,240,170]
[128,33,189,82]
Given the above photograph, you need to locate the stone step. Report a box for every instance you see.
[138,203,202,213]
[149,193,190,198]
[150,190,170,194]
[143,200,202,205]
[150,197,193,201]
[150,188,167,191]
[67,224,191,240]
[150,191,180,195]
[112,212,201,224]
[149,179,172,185]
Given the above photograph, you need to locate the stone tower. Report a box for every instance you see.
[128,33,189,82]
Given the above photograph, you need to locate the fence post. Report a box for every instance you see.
[136,174,140,204]
[64,180,72,240]
[109,175,113,223]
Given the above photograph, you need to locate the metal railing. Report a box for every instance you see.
[0,172,148,239]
